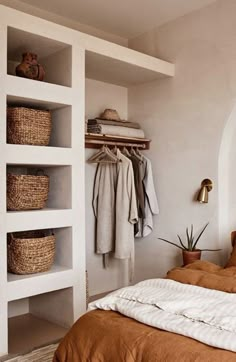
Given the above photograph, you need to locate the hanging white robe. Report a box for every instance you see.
[93,163,116,255]
[114,150,138,258]
[115,150,138,280]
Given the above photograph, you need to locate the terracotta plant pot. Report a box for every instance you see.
[182,250,201,266]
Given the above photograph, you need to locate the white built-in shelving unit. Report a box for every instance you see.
[0,4,174,356]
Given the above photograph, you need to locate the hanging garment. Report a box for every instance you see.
[93,163,116,259]
[135,155,159,238]
[114,149,138,280]
[93,149,138,278]
[129,154,146,219]
[126,152,146,236]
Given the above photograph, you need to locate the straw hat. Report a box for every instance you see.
[99,109,125,122]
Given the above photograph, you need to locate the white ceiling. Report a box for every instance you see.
[19,0,217,39]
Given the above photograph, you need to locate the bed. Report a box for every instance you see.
[53,235,236,362]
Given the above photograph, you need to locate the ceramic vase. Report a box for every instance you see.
[16,52,45,81]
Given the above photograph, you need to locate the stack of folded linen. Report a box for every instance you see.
[86,109,145,139]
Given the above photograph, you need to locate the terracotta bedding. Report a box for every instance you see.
[166,260,236,293]
[54,261,236,362]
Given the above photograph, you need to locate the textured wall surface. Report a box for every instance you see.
[128,0,236,281]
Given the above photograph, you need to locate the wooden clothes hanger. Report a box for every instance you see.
[135,147,143,158]
[87,145,106,162]
[103,146,120,162]
[122,146,131,157]
[87,145,120,163]
[130,147,143,162]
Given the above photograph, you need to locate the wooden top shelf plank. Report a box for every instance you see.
[85,133,151,150]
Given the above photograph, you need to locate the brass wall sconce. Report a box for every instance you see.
[197,179,213,203]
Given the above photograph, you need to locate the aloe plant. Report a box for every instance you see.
[158,223,221,251]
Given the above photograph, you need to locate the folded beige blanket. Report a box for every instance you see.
[87,124,145,138]
[94,118,141,129]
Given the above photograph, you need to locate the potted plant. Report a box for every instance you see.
[158,223,221,265]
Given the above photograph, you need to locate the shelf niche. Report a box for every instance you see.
[6,165,72,211]
[7,226,73,283]
[7,95,72,148]
[8,287,72,355]
[85,50,174,87]
[7,27,72,88]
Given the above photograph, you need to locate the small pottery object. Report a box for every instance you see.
[16,52,45,81]
[182,250,201,266]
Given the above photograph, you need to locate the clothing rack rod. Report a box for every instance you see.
[85,139,146,149]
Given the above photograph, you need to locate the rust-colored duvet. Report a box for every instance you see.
[54,261,236,362]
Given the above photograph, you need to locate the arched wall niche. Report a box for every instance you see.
[218,103,236,262]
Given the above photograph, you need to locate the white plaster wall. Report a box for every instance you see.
[218,105,236,261]
[0,0,128,46]
[128,0,236,281]
[85,78,128,296]
[8,299,29,318]
[227,107,236,252]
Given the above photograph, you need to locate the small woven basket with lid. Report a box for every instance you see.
[8,230,55,275]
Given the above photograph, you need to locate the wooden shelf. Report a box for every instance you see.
[85,133,151,150]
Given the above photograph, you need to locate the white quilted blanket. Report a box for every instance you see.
[89,279,236,352]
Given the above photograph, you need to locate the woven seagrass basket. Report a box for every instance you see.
[7,107,51,146]
[8,230,55,275]
[7,172,49,211]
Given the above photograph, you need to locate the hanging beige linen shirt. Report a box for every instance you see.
[93,163,116,255]
[114,150,138,279]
